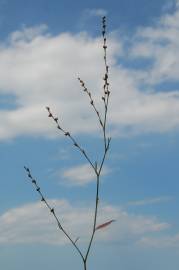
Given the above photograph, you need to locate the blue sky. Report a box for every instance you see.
[0,0,179,269]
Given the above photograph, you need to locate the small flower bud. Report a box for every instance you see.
[24,166,30,172]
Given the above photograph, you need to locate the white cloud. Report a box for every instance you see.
[1,2,179,140]
[61,164,109,186]
[9,24,48,44]
[127,196,173,206]
[0,25,122,140]
[84,8,107,18]
[130,0,179,84]
[0,200,169,245]
[139,234,179,248]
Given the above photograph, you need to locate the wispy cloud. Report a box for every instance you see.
[127,196,173,206]
[61,164,109,186]
[161,0,176,12]
[130,1,179,84]
[9,24,48,43]
[0,200,169,245]
[84,8,107,18]
[0,3,179,140]
[139,233,179,248]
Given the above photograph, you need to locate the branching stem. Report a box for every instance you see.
[24,16,111,270]
[84,16,110,266]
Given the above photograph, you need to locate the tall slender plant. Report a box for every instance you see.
[24,16,113,270]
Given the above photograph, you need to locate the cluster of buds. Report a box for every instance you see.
[102,16,110,103]
[46,106,62,130]
[24,166,60,222]
[45,106,97,172]
[102,16,106,38]
[46,106,73,137]
[78,77,103,128]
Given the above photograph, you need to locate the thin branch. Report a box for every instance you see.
[84,139,111,262]
[102,16,110,102]
[78,77,104,128]
[46,107,97,174]
[24,166,85,262]
[102,16,110,151]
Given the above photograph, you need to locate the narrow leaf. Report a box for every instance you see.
[96,219,115,231]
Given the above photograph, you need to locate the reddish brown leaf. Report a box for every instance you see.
[96,219,116,231]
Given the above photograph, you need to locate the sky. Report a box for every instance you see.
[0,0,179,269]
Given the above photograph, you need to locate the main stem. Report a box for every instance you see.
[84,174,100,263]
[83,17,110,268]
[83,260,87,270]
[84,138,110,269]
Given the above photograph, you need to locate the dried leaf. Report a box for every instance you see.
[96,220,115,231]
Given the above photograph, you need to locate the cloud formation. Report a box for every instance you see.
[127,196,173,206]
[61,163,109,186]
[139,234,179,248]
[0,200,169,245]
[0,3,179,140]
[84,8,107,18]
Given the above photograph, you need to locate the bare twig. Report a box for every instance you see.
[45,106,97,174]
[24,166,85,261]
[78,77,104,128]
